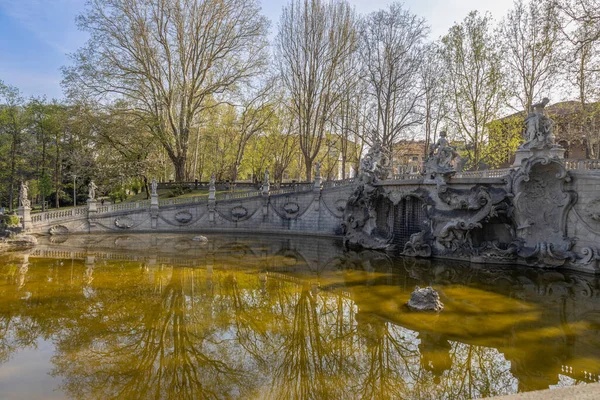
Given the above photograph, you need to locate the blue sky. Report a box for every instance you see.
[0,0,513,100]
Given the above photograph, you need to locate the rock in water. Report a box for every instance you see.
[192,235,208,242]
[406,286,444,312]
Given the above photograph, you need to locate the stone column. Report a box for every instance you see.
[262,170,270,222]
[150,179,159,230]
[262,169,270,197]
[87,198,97,231]
[313,161,322,192]
[208,173,216,224]
[18,206,32,232]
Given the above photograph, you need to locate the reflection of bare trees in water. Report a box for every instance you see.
[51,267,253,399]
[271,285,326,399]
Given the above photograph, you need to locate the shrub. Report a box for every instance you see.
[1,214,20,227]
[168,184,191,198]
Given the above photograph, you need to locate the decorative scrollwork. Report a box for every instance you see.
[49,225,69,235]
[174,211,193,224]
[114,216,134,229]
[282,202,300,215]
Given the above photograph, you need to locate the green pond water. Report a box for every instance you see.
[0,233,599,399]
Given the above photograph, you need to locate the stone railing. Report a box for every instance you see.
[321,178,356,189]
[565,159,600,171]
[215,191,262,201]
[158,196,207,207]
[454,168,512,179]
[269,184,314,196]
[97,200,150,214]
[31,206,89,223]
[391,173,422,181]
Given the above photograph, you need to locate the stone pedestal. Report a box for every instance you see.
[150,193,159,229]
[513,146,565,167]
[87,199,97,230]
[18,206,32,231]
[208,184,216,224]
[313,176,322,192]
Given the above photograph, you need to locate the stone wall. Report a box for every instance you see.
[29,185,355,238]
[566,170,600,259]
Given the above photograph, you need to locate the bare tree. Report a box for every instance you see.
[420,43,449,159]
[556,0,600,157]
[63,0,269,181]
[442,11,509,170]
[229,81,278,182]
[500,0,561,113]
[276,0,357,181]
[359,3,428,150]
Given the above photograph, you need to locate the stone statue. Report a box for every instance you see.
[151,178,158,196]
[209,173,215,187]
[423,131,459,178]
[430,131,458,168]
[263,169,270,185]
[521,97,555,149]
[315,161,321,178]
[19,181,30,208]
[88,181,98,200]
[359,140,392,181]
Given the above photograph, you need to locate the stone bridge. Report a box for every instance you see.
[23,177,356,237]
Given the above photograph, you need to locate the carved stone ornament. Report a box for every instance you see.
[585,199,600,222]
[403,231,432,257]
[342,141,395,250]
[335,199,346,213]
[231,206,248,220]
[114,216,134,229]
[511,155,577,268]
[174,211,193,224]
[48,225,69,235]
[282,202,300,215]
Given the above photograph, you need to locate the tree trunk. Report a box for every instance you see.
[173,156,187,182]
[304,156,313,182]
[143,175,150,200]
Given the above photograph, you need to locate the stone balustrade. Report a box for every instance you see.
[158,196,206,207]
[214,191,262,201]
[565,159,600,171]
[321,178,356,189]
[454,168,512,179]
[31,206,89,223]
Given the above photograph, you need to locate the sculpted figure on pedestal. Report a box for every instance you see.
[88,181,98,200]
[521,97,556,150]
[423,131,459,180]
[19,182,30,208]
